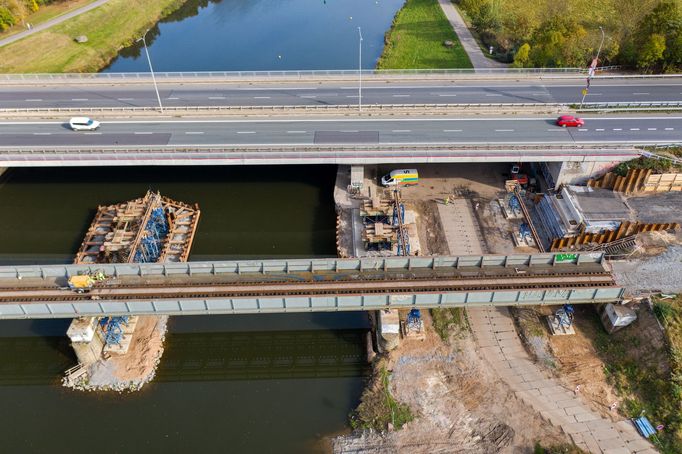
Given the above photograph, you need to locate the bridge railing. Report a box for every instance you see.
[0,253,604,281]
[2,101,680,115]
[0,67,627,81]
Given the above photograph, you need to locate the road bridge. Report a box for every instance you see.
[0,115,678,167]
[0,253,623,319]
[0,73,680,109]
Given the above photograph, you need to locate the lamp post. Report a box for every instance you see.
[137,29,163,113]
[358,26,363,113]
[580,26,605,108]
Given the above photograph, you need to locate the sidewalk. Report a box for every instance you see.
[0,0,110,48]
[437,0,508,71]
[468,306,656,454]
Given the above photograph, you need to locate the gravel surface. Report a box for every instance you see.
[612,245,682,294]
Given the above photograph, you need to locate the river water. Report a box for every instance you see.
[0,166,371,453]
[104,0,404,72]
[2,0,409,448]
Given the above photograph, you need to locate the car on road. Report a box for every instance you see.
[69,117,100,131]
[556,115,584,128]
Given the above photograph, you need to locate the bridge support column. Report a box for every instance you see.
[540,161,621,189]
[0,167,7,178]
[67,317,105,366]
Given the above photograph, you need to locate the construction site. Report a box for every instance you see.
[63,191,200,392]
[333,162,682,453]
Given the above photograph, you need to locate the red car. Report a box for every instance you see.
[556,115,585,127]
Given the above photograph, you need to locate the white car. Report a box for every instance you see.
[69,117,100,131]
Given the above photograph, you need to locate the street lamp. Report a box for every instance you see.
[358,26,363,113]
[580,26,606,108]
[137,29,163,113]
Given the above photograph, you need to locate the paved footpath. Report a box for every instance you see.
[468,306,657,454]
[437,0,508,71]
[0,0,110,48]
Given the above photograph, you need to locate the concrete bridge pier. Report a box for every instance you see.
[66,317,105,365]
[540,160,623,189]
[0,167,7,178]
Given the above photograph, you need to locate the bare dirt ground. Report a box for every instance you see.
[333,314,569,453]
[76,315,168,392]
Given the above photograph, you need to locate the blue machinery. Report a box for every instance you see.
[134,206,169,263]
[99,316,130,345]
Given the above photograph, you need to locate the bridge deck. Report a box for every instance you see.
[0,253,623,319]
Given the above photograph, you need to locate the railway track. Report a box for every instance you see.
[0,272,616,303]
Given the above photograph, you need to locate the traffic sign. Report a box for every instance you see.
[581,88,588,96]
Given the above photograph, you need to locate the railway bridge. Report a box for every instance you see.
[0,252,622,319]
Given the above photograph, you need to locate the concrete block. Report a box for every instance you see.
[581,432,601,453]
[561,421,589,435]
[602,447,629,454]
[593,427,623,442]
[541,409,572,426]
[625,438,654,451]
[574,411,600,423]
[555,398,581,409]
[564,405,590,416]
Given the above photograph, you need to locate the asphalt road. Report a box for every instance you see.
[1,116,679,148]
[1,79,681,109]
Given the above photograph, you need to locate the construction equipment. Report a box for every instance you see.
[68,275,95,293]
[547,304,575,335]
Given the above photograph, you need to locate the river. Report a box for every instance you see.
[104,0,405,72]
[0,166,370,453]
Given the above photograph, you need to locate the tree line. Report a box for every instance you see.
[0,0,57,31]
[456,0,682,72]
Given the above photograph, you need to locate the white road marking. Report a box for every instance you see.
[578,128,588,131]
[117,98,135,101]
[167,97,179,100]
[286,130,307,133]
[341,130,359,133]
[613,128,623,131]
[547,129,565,132]
[254,96,271,99]
[84,132,102,135]
[596,128,605,131]
[32,132,51,135]
[587,93,602,96]
[391,129,411,132]
[300,95,317,98]
[665,127,675,130]
[443,129,462,132]
[633,93,650,95]
[71,98,88,101]
[209,96,226,100]
[134,132,153,135]
[647,128,657,131]
[485,94,503,97]
[236,131,255,134]
[630,128,640,131]
[346,95,359,98]
[438,94,458,97]
[495,129,514,132]
[25,99,42,102]
[392,94,410,97]
[185,131,205,135]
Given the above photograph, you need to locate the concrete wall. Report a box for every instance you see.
[544,160,624,189]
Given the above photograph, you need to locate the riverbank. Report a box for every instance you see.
[377,0,471,69]
[0,0,187,73]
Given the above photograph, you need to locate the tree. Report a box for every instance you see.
[638,33,666,70]
[512,43,531,67]
[0,7,16,31]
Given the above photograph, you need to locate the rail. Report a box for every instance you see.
[0,253,605,281]
[0,143,643,166]
[0,67,627,81]
[2,101,682,115]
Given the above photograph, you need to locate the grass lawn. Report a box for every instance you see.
[0,0,186,73]
[377,0,472,69]
[0,0,99,40]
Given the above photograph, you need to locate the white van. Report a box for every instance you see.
[381,169,419,186]
[69,117,100,131]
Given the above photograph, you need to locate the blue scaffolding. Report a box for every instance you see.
[99,316,130,345]
[134,206,169,263]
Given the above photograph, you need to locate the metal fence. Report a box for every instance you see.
[0,253,604,280]
[0,67,627,81]
[2,101,680,115]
